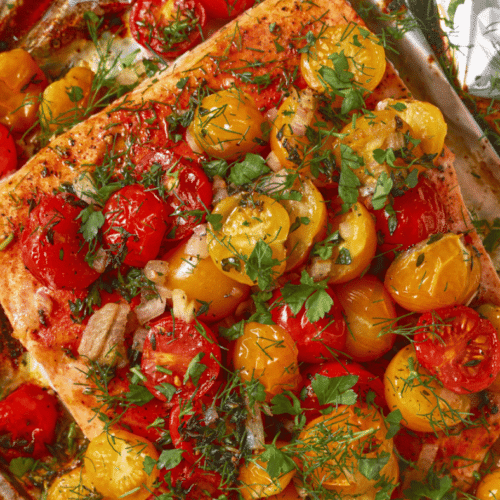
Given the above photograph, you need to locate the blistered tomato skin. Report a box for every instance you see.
[414,306,500,394]
[0,383,59,460]
[21,193,101,290]
[164,239,250,322]
[0,48,48,132]
[270,284,346,363]
[335,275,396,362]
[102,184,168,267]
[188,89,267,160]
[384,233,481,312]
[141,314,221,404]
[233,322,300,401]
[84,428,159,500]
[301,24,386,93]
[208,192,290,286]
[373,177,449,253]
[384,344,471,433]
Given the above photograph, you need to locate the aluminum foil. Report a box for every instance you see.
[437,0,500,98]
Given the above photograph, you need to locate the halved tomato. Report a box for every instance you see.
[414,305,500,394]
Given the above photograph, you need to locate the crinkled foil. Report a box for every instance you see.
[437,0,500,98]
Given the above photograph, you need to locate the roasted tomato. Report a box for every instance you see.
[141,314,221,404]
[414,305,500,394]
[0,383,59,460]
[198,0,252,18]
[300,359,385,421]
[137,151,213,241]
[130,0,207,59]
[335,275,396,362]
[384,233,481,312]
[233,322,300,401]
[84,428,159,500]
[102,184,168,267]
[270,282,346,363]
[373,177,449,253]
[384,344,471,433]
[21,193,101,290]
[0,123,17,178]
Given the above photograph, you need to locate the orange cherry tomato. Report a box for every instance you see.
[164,238,250,322]
[233,322,300,401]
[335,275,396,362]
[384,233,481,312]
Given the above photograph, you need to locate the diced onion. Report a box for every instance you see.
[135,285,171,325]
[212,175,228,204]
[244,399,265,451]
[35,287,53,317]
[308,257,332,280]
[78,303,130,367]
[266,151,282,173]
[91,247,109,274]
[73,172,98,205]
[132,327,150,352]
[143,260,169,286]
[185,224,209,259]
[172,289,196,323]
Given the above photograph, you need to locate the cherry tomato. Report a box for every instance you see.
[373,177,449,253]
[0,383,58,460]
[198,0,252,18]
[0,123,17,177]
[270,283,346,363]
[297,404,398,497]
[476,468,500,500]
[233,322,300,401]
[300,359,385,421]
[335,275,396,362]
[84,428,159,500]
[414,305,500,394]
[130,0,207,59]
[163,238,250,322]
[46,467,96,500]
[102,184,168,267]
[137,151,213,241]
[384,344,471,433]
[141,314,221,404]
[21,193,101,290]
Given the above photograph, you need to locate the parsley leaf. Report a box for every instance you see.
[79,206,105,242]
[229,154,270,185]
[358,451,391,480]
[158,449,184,470]
[311,373,358,406]
[183,352,207,386]
[245,239,281,291]
[271,391,302,416]
[371,172,394,210]
[260,444,296,481]
[125,383,155,406]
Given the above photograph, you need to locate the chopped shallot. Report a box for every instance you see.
[73,172,98,205]
[91,247,109,274]
[78,303,130,367]
[289,88,317,137]
[143,260,169,286]
[266,151,282,173]
[171,289,196,323]
[244,398,265,451]
[135,285,171,325]
[185,224,208,259]
[308,257,332,280]
[34,287,53,317]
[212,175,229,204]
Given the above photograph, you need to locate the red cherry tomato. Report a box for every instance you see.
[0,383,59,460]
[21,193,101,290]
[138,151,213,241]
[102,184,168,267]
[414,305,500,394]
[0,123,17,177]
[130,0,207,59]
[141,314,221,404]
[373,177,449,253]
[198,0,252,18]
[270,283,347,363]
[300,360,385,421]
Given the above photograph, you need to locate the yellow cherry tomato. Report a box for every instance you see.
[384,344,472,433]
[335,275,396,362]
[40,67,94,132]
[384,233,481,313]
[270,88,334,176]
[233,322,300,401]
[163,238,251,322]
[314,202,376,285]
[279,177,327,271]
[0,48,48,132]
[83,428,159,500]
[46,467,99,500]
[208,192,290,286]
[188,89,267,160]
[297,404,398,498]
[377,98,447,156]
[333,109,425,190]
[301,24,386,93]
[476,469,500,500]
[238,444,296,500]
